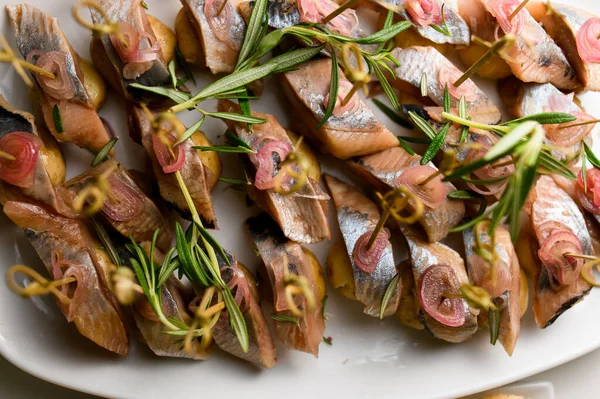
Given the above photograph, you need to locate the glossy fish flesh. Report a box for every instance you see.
[0,95,75,216]
[499,78,595,162]
[401,225,478,343]
[324,175,400,317]
[181,0,246,74]
[539,4,600,91]
[247,213,324,357]
[391,47,502,125]
[64,159,172,252]
[212,256,277,368]
[280,58,399,159]
[129,106,217,228]
[89,0,171,102]
[4,201,129,356]
[524,176,592,328]
[463,224,520,355]
[348,147,465,242]
[6,5,111,152]
[369,0,470,44]
[476,0,578,90]
[218,100,330,244]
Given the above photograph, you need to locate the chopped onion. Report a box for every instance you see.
[249,138,292,190]
[51,248,87,322]
[538,230,583,288]
[297,0,359,36]
[151,133,186,174]
[323,80,360,118]
[204,0,241,51]
[405,0,442,27]
[27,50,76,100]
[577,168,600,215]
[437,67,479,102]
[577,18,600,63]
[395,165,446,208]
[352,229,390,274]
[419,264,466,327]
[0,132,42,188]
[102,175,144,222]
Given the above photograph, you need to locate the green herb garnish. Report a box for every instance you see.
[91,137,118,167]
[380,273,400,319]
[53,104,64,133]
[271,314,300,327]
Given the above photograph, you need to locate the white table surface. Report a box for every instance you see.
[1,349,597,399]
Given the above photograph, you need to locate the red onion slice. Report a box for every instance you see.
[545,112,594,147]
[487,0,525,36]
[297,0,359,36]
[404,0,442,27]
[577,168,600,215]
[323,80,360,118]
[352,229,390,274]
[437,67,479,102]
[577,18,600,63]
[204,0,241,51]
[110,22,140,62]
[0,132,42,188]
[467,255,511,297]
[152,133,186,174]
[249,138,292,190]
[51,249,88,322]
[223,267,251,313]
[419,264,466,327]
[27,51,76,100]
[538,230,583,288]
[101,175,144,222]
[464,138,513,196]
[395,165,446,208]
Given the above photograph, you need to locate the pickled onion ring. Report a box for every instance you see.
[464,138,513,196]
[152,133,186,174]
[101,175,144,222]
[405,0,442,27]
[538,231,583,288]
[323,80,360,117]
[297,0,359,36]
[487,0,525,37]
[51,249,88,322]
[352,229,390,274]
[249,138,292,190]
[0,132,41,188]
[27,51,76,100]
[438,67,479,102]
[577,18,600,63]
[110,22,140,61]
[419,264,466,327]
[577,168,600,215]
[395,165,446,208]
[204,0,241,51]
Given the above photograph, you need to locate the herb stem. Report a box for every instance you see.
[322,0,360,24]
[558,119,600,129]
[508,0,529,20]
[367,207,391,250]
[454,35,515,88]
[441,112,510,133]
[418,170,442,186]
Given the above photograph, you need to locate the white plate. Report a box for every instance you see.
[1,1,600,398]
[461,381,555,399]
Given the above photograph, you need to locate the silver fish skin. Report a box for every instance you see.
[463,224,520,355]
[477,0,578,90]
[212,263,277,368]
[348,147,465,242]
[4,201,129,356]
[6,5,111,152]
[499,78,595,162]
[264,0,300,29]
[0,95,76,216]
[324,175,400,318]
[369,0,470,44]
[134,277,209,360]
[218,100,330,244]
[247,213,324,357]
[89,0,171,91]
[129,106,217,228]
[540,4,600,91]
[391,47,502,125]
[525,175,592,328]
[280,58,399,159]
[181,0,246,74]
[401,225,478,343]
[64,159,173,252]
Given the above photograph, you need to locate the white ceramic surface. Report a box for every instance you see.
[1,1,600,399]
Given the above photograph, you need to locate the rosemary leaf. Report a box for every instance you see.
[91,137,118,167]
[174,116,205,147]
[175,47,196,85]
[421,122,450,164]
[443,84,451,113]
[193,145,255,154]
[129,83,191,104]
[53,104,64,133]
[376,11,395,52]
[205,111,266,124]
[582,154,588,192]
[323,336,333,345]
[175,223,209,287]
[489,307,500,345]
[157,247,178,289]
[168,59,177,89]
[408,111,437,140]
[420,72,428,97]
[225,131,253,151]
[271,314,300,327]
[398,135,431,144]
[355,21,412,44]
[372,62,400,111]
[380,273,400,319]
[398,137,416,156]
[219,177,251,186]
[373,99,412,128]
[460,116,471,143]
[236,0,268,68]
[195,221,232,267]
[584,142,600,169]
[140,1,148,10]
[501,112,577,126]
[90,218,121,266]
[448,190,487,218]
[458,95,467,118]
[316,48,339,129]
[429,4,452,37]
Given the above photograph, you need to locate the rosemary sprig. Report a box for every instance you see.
[380,273,400,319]
[584,142,600,169]
[429,4,452,37]
[271,314,300,327]
[421,122,450,165]
[91,137,118,167]
[372,99,412,128]
[53,105,64,133]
